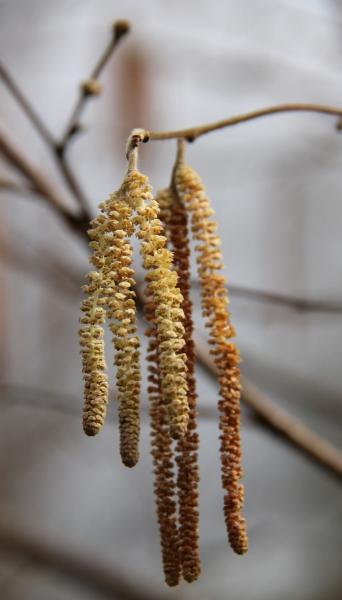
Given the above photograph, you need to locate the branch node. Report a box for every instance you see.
[125,128,148,171]
[113,20,131,40]
[81,79,102,97]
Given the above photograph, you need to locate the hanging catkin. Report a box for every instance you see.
[145,284,181,587]
[157,187,201,582]
[129,170,189,440]
[80,189,141,467]
[80,216,108,437]
[175,155,248,555]
[101,189,140,468]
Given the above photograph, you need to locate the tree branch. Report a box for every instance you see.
[0,62,55,147]
[191,279,342,314]
[0,126,87,234]
[57,20,130,154]
[131,103,342,143]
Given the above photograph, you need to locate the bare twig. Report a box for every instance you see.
[191,279,342,314]
[0,23,130,218]
[0,126,88,234]
[129,103,342,143]
[0,62,55,147]
[57,20,130,154]
[194,334,342,480]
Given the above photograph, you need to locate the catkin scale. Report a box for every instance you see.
[175,160,248,555]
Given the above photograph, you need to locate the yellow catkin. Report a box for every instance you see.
[122,169,189,440]
[99,189,141,468]
[80,184,141,466]
[175,162,248,555]
[80,215,109,436]
[157,187,201,582]
[145,285,181,587]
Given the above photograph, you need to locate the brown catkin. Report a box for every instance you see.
[100,187,141,468]
[157,187,201,582]
[80,215,109,436]
[175,161,248,555]
[125,169,189,440]
[145,285,181,587]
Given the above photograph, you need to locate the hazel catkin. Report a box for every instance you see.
[125,169,189,440]
[175,159,248,556]
[100,189,141,468]
[145,285,181,587]
[80,216,109,437]
[157,187,201,582]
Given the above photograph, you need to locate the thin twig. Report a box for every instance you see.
[132,103,342,142]
[0,126,86,233]
[191,279,342,314]
[0,23,130,217]
[58,20,130,154]
[0,65,91,216]
[194,334,342,481]
[0,62,55,147]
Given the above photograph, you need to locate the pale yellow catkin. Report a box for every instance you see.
[122,169,189,440]
[80,216,109,436]
[99,190,141,468]
[80,188,141,467]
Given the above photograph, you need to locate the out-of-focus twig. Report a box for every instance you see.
[0,62,91,216]
[0,61,55,147]
[0,126,88,233]
[0,22,130,217]
[57,20,130,154]
[194,334,342,481]
[191,279,342,314]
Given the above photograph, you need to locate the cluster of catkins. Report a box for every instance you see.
[79,141,248,586]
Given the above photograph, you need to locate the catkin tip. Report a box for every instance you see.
[121,452,139,468]
[83,422,100,437]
